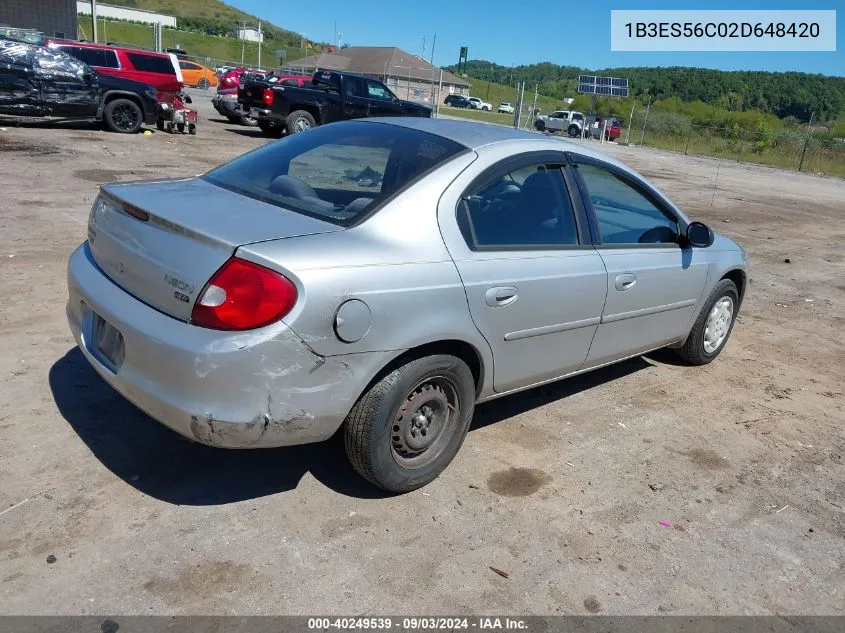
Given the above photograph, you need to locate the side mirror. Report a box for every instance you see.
[685,221,714,247]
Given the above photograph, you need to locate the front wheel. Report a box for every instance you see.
[567,125,580,137]
[675,279,739,365]
[286,109,316,134]
[104,98,142,134]
[344,354,475,493]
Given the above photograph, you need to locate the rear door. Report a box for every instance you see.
[445,152,607,393]
[0,41,40,116]
[571,156,709,367]
[340,75,369,120]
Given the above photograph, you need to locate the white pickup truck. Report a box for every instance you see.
[534,109,586,136]
[467,97,492,111]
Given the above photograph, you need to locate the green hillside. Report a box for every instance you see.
[94,0,311,47]
[87,19,309,67]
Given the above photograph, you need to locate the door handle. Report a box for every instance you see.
[485,286,518,307]
[614,273,637,291]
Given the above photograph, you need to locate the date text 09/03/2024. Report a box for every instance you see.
[307,617,529,630]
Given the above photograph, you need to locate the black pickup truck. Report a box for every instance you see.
[238,69,432,137]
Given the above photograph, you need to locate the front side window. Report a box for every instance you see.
[366,80,394,101]
[202,121,467,226]
[576,163,678,245]
[459,163,579,249]
[35,48,88,79]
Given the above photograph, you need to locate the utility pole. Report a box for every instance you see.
[91,0,98,43]
[436,69,443,119]
[625,103,635,144]
[430,34,436,65]
[798,111,815,172]
[240,20,245,66]
[257,20,261,69]
[639,96,652,146]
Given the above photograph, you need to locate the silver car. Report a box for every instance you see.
[66,118,747,492]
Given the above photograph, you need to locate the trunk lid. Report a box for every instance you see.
[88,177,342,321]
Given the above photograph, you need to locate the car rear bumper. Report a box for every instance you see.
[66,243,392,449]
[211,94,245,117]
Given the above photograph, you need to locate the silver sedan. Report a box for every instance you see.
[66,118,748,492]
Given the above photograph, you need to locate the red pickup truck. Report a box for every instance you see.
[212,68,309,126]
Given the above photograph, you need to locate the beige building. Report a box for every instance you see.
[285,46,470,105]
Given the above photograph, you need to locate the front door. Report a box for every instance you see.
[365,79,402,117]
[33,48,99,119]
[0,42,40,116]
[341,76,370,120]
[446,155,607,393]
[572,158,709,367]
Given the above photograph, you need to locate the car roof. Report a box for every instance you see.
[51,40,171,57]
[358,117,613,155]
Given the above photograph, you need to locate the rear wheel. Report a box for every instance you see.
[676,279,739,365]
[156,118,164,131]
[258,120,283,138]
[238,113,258,127]
[535,120,546,132]
[286,109,316,134]
[344,354,475,493]
[198,78,209,90]
[104,98,142,134]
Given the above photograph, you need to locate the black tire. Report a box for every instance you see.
[285,109,316,134]
[567,125,580,137]
[676,279,739,366]
[176,122,185,133]
[198,78,209,90]
[258,121,283,138]
[156,118,164,131]
[104,98,143,134]
[535,121,546,132]
[188,124,196,135]
[344,354,476,493]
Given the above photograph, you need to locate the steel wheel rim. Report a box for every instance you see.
[294,116,311,132]
[112,104,139,131]
[704,296,734,354]
[391,376,461,469]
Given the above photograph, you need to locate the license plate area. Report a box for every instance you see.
[92,313,125,372]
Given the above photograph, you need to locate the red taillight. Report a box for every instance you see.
[262,88,274,106]
[191,257,297,331]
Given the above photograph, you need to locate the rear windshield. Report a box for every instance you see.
[202,121,468,226]
[126,52,175,75]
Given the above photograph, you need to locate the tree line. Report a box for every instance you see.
[447,60,845,123]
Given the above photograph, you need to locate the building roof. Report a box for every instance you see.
[284,46,469,87]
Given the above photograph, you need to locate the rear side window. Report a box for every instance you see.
[202,121,467,226]
[126,52,175,75]
[61,46,119,68]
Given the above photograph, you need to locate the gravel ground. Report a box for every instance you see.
[0,90,843,615]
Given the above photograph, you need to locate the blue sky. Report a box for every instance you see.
[230,0,843,76]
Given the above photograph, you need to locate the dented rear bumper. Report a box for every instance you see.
[66,243,392,448]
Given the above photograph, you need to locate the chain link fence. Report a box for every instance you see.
[622,107,844,178]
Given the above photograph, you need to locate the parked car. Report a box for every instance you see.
[45,40,183,104]
[534,109,585,136]
[239,69,431,138]
[444,94,472,108]
[467,96,492,111]
[498,102,514,114]
[178,59,217,89]
[214,70,310,126]
[66,118,747,493]
[0,39,158,133]
[586,116,622,141]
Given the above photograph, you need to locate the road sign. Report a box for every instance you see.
[578,75,629,97]
[275,49,287,60]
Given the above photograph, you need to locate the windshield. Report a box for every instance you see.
[202,121,468,226]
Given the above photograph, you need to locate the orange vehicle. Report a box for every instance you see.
[178,60,218,88]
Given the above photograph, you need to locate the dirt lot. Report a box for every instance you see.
[1,91,843,616]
